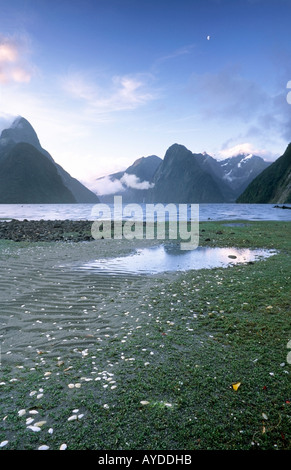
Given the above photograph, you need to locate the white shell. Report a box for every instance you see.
[27,425,41,432]
[67,415,77,421]
[34,421,46,427]
[26,418,34,425]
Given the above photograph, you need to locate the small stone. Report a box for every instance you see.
[0,441,8,448]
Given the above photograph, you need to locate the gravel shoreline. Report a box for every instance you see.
[0,219,157,243]
[0,219,95,242]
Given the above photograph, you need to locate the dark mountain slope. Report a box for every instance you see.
[0,117,99,203]
[237,144,291,204]
[149,144,235,203]
[0,143,76,203]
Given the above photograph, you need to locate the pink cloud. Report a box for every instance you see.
[0,36,34,84]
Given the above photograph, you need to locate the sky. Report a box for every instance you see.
[0,0,291,188]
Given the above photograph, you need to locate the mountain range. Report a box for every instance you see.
[95,143,271,203]
[0,117,99,204]
[1,116,289,205]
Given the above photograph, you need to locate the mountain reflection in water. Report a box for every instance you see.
[73,245,277,275]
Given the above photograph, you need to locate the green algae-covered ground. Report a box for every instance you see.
[0,220,290,450]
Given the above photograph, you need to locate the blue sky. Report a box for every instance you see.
[0,0,291,187]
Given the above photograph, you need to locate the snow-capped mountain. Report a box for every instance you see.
[218,153,271,196]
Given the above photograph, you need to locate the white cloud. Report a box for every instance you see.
[61,72,98,102]
[113,75,154,108]
[0,113,17,133]
[61,71,157,114]
[218,142,271,159]
[153,44,196,68]
[89,176,125,195]
[87,172,154,196]
[120,173,154,190]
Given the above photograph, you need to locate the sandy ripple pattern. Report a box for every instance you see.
[0,239,160,368]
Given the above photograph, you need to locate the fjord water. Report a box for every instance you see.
[0,203,291,222]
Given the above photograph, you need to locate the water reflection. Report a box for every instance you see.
[74,244,276,275]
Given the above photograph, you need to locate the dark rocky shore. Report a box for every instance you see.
[0,219,95,242]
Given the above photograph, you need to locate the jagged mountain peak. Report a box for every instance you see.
[0,116,99,203]
[0,115,41,149]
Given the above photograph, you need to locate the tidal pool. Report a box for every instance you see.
[74,244,277,275]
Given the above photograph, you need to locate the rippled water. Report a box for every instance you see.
[0,242,150,367]
[73,244,277,275]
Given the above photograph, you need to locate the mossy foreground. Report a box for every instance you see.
[0,220,290,451]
